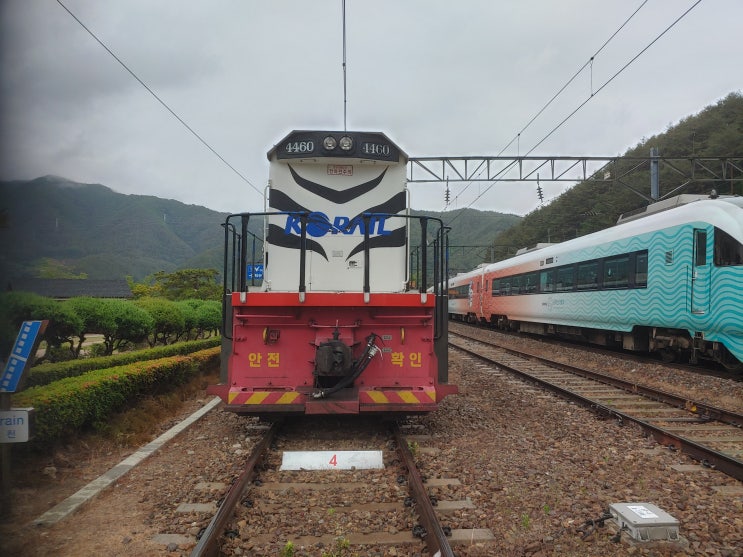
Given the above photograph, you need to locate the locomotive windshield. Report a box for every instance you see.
[714,227,743,266]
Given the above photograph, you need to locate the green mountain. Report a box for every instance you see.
[0,176,518,282]
[487,92,743,259]
[0,177,235,281]
[411,209,521,275]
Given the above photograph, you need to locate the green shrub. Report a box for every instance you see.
[13,347,220,445]
[87,343,108,359]
[135,297,185,346]
[65,298,155,356]
[0,291,83,358]
[25,337,220,389]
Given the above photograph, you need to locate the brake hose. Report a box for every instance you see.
[313,333,381,399]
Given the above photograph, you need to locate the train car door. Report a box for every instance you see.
[470,279,481,321]
[476,274,484,320]
[475,268,487,321]
[466,280,475,321]
[690,228,710,314]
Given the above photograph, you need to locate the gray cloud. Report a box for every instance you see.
[1,0,740,216]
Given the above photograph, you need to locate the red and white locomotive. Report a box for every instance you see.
[209,130,456,415]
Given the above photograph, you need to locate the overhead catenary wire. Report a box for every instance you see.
[445,0,702,224]
[55,0,263,198]
[523,0,702,157]
[446,0,649,213]
[506,0,649,155]
[342,0,348,132]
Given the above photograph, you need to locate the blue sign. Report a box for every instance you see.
[1,321,44,393]
[246,264,264,280]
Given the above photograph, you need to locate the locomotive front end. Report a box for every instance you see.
[209,130,456,415]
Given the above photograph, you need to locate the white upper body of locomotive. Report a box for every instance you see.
[263,130,409,293]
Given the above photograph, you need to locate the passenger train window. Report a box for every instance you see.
[576,262,599,290]
[714,227,743,266]
[491,250,649,297]
[556,267,574,292]
[634,251,648,287]
[603,255,629,288]
[694,230,708,267]
[449,285,469,299]
[499,279,510,295]
[540,270,555,292]
[510,275,522,295]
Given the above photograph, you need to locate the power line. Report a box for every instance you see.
[524,0,702,157]
[509,1,649,153]
[55,0,263,198]
[342,0,348,132]
[446,1,648,214]
[446,0,702,224]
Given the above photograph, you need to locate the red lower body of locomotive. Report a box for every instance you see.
[209,291,456,415]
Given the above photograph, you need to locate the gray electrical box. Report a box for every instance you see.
[609,502,680,542]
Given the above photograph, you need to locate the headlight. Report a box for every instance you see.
[339,136,353,151]
[323,136,337,150]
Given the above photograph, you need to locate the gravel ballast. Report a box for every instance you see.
[1,327,742,555]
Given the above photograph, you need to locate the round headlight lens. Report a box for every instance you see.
[339,136,353,151]
[323,136,337,150]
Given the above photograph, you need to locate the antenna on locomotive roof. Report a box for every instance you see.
[342,0,348,131]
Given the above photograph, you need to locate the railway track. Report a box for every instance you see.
[188,416,493,556]
[450,320,738,379]
[449,330,743,482]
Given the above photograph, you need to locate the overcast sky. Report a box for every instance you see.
[1,1,740,216]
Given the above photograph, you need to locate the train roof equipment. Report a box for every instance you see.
[617,193,741,224]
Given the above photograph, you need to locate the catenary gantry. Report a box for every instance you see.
[408,155,743,201]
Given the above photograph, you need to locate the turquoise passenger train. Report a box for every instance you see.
[448,194,743,370]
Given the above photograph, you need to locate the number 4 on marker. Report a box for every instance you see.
[329,454,338,466]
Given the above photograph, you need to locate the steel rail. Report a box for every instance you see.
[454,321,741,382]
[190,421,282,557]
[392,422,455,557]
[457,331,743,427]
[449,334,743,482]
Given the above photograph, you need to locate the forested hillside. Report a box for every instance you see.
[0,177,237,281]
[0,176,518,282]
[488,92,743,259]
[411,209,521,275]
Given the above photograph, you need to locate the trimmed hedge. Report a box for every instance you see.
[12,346,220,445]
[25,337,220,389]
